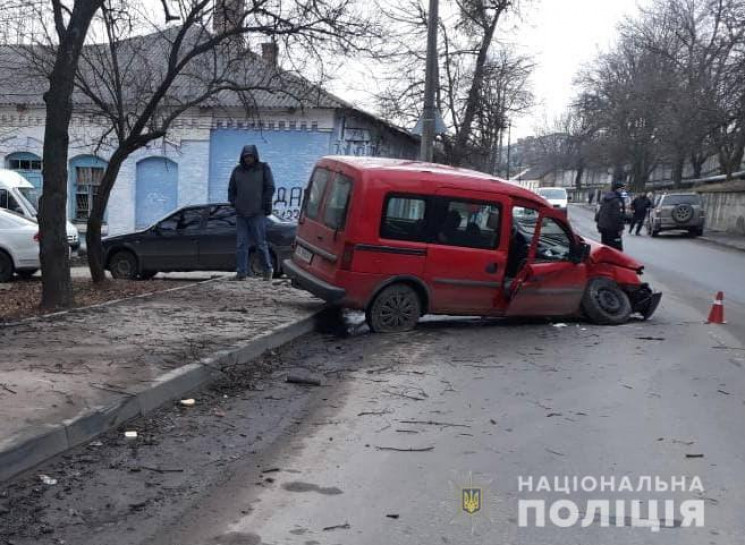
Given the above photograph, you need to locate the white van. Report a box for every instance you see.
[0,169,79,253]
[536,187,569,215]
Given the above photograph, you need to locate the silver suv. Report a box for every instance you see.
[647,193,705,237]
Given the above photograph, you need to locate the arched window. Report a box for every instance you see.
[6,152,42,189]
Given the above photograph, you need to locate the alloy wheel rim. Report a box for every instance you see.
[379,292,416,329]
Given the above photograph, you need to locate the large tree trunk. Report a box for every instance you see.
[671,154,684,188]
[87,150,127,283]
[39,0,103,309]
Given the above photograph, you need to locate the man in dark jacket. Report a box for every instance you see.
[595,180,626,251]
[228,145,276,280]
[628,192,652,235]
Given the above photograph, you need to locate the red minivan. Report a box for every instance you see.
[284,157,661,333]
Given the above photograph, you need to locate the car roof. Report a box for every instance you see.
[0,208,36,227]
[0,169,34,188]
[317,156,546,205]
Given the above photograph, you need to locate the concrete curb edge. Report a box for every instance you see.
[0,310,324,483]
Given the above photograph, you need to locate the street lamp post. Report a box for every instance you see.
[419,0,439,162]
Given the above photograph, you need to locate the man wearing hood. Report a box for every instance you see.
[228,145,276,280]
[595,180,626,251]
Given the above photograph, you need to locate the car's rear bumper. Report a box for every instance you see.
[283,259,346,303]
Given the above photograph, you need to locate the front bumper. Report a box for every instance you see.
[626,283,662,320]
[283,259,346,303]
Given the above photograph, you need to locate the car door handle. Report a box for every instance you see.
[485,262,499,274]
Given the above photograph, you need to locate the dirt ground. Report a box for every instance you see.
[0,278,193,324]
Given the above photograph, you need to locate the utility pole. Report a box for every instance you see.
[506,121,512,179]
[419,0,439,162]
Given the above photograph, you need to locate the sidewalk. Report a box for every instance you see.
[0,278,324,482]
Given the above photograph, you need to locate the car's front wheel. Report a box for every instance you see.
[109,251,138,280]
[581,277,632,325]
[0,251,13,283]
[16,269,38,280]
[366,284,422,333]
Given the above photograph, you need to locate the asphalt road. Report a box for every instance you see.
[2,208,744,545]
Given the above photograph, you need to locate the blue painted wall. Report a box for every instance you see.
[208,129,332,222]
[135,157,179,229]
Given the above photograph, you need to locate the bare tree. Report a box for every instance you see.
[1,0,104,309]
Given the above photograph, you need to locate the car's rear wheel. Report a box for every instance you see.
[0,251,13,283]
[581,277,632,325]
[109,251,138,280]
[16,269,38,280]
[250,250,279,277]
[366,284,421,333]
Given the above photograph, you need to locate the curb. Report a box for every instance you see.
[698,235,745,254]
[0,308,328,483]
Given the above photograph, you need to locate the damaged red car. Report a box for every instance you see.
[284,157,662,333]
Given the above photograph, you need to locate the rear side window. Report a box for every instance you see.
[434,199,501,249]
[304,168,330,220]
[323,175,353,230]
[661,194,701,206]
[381,195,428,242]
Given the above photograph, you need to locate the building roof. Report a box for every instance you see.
[0,27,414,139]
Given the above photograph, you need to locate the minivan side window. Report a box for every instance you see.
[304,168,330,220]
[0,189,23,214]
[381,195,428,242]
[535,217,572,261]
[323,175,353,230]
[434,199,501,249]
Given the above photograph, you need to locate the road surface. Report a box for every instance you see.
[2,206,744,545]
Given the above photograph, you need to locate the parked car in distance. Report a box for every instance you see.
[102,204,296,280]
[0,169,80,253]
[0,208,40,282]
[536,187,569,215]
[646,193,705,237]
[284,156,661,333]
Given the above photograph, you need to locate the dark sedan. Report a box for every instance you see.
[102,204,296,280]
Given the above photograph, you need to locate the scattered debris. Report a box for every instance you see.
[383,387,428,401]
[545,412,562,418]
[286,373,322,386]
[621,384,634,389]
[261,468,281,474]
[139,466,184,474]
[717,389,730,395]
[375,445,434,452]
[636,336,666,341]
[489,419,497,425]
[39,475,57,486]
[398,419,470,428]
[386,514,400,519]
[685,453,704,458]
[88,440,104,447]
[180,398,196,407]
[545,448,565,457]
[124,431,138,439]
[0,383,17,395]
[357,410,392,416]
[322,522,351,531]
[552,323,568,328]
[672,439,695,446]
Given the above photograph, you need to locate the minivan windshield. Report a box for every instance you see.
[538,188,567,200]
[17,186,41,212]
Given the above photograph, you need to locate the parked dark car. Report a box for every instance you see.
[102,204,296,280]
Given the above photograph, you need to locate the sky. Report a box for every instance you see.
[325,0,650,140]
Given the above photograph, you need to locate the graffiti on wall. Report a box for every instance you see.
[272,185,304,221]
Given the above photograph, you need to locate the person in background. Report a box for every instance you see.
[228,145,276,281]
[595,180,626,251]
[629,192,653,236]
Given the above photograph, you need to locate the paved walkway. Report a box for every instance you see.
[0,277,323,481]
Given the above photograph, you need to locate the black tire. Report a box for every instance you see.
[581,277,632,325]
[250,250,279,277]
[0,250,13,283]
[109,250,138,280]
[672,203,694,224]
[139,270,158,280]
[366,284,422,333]
[16,269,38,280]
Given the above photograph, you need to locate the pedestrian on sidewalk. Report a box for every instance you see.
[228,145,276,281]
[595,180,626,251]
[628,192,652,235]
